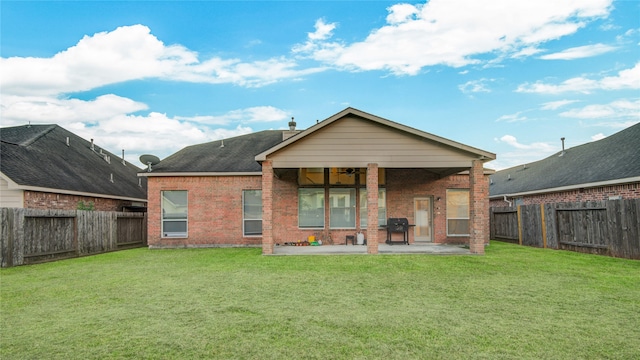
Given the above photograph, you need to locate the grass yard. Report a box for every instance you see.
[1,241,639,359]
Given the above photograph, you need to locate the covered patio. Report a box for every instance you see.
[256,108,496,256]
[271,243,473,255]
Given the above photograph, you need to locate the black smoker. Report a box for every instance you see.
[386,218,410,245]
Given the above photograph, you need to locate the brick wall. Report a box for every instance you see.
[147,175,263,248]
[490,182,640,207]
[23,190,131,211]
[147,168,492,248]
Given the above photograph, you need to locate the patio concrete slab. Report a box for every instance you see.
[271,243,471,255]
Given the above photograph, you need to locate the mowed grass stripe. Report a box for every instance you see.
[1,242,639,359]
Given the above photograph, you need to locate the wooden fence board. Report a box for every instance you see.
[0,209,147,267]
[491,199,639,259]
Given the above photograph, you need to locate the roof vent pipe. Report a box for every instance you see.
[110,173,114,183]
[288,117,296,131]
[560,137,566,156]
[66,137,70,146]
[122,150,126,165]
[90,139,95,151]
[220,140,224,148]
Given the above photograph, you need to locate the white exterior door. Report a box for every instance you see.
[414,198,432,242]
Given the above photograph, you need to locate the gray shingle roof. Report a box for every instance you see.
[150,130,285,173]
[490,122,640,197]
[1,124,147,200]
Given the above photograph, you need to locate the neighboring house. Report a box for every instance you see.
[1,124,147,211]
[490,122,640,207]
[140,108,496,254]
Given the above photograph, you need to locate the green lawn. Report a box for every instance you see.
[1,242,639,359]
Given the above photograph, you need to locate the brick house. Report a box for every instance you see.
[489,122,640,207]
[1,124,147,211]
[140,108,496,254]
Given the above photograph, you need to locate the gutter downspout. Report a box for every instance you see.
[503,195,513,207]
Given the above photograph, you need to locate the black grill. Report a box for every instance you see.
[388,218,409,232]
[386,218,410,245]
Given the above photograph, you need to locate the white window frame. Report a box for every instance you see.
[243,190,262,237]
[329,188,356,229]
[161,190,188,238]
[298,188,325,228]
[359,188,387,229]
[446,189,470,236]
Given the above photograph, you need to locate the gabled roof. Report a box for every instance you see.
[255,107,496,162]
[145,130,284,175]
[490,122,640,198]
[1,124,147,201]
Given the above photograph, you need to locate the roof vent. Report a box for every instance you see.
[110,173,114,183]
[288,117,296,131]
[122,150,126,165]
[220,140,224,148]
[559,137,566,156]
[90,139,95,151]
[66,137,70,146]
[507,174,511,181]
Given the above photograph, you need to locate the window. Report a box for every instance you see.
[299,188,325,228]
[298,168,324,185]
[329,168,356,185]
[329,188,356,228]
[162,190,188,237]
[358,168,386,185]
[359,189,387,228]
[243,190,262,236]
[446,189,469,236]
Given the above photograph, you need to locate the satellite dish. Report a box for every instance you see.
[139,154,161,172]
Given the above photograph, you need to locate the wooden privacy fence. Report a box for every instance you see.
[1,208,147,267]
[490,199,640,259]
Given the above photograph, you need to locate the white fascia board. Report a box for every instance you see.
[138,172,262,177]
[489,176,640,199]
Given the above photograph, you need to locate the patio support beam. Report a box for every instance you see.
[261,160,274,255]
[367,163,379,254]
[469,159,488,254]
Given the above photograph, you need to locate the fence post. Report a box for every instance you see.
[540,204,547,249]
[517,205,523,246]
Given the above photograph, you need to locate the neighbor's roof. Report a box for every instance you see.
[490,122,640,198]
[1,124,147,201]
[144,130,284,175]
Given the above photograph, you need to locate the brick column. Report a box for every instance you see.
[367,163,379,254]
[469,159,488,254]
[261,160,274,255]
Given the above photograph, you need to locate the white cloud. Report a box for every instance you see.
[293,0,613,75]
[0,94,148,126]
[559,99,640,119]
[539,43,617,60]
[540,99,580,110]
[0,24,325,96]
[176,106,289,125]
[308,19,337,41]
[516,62,640,94]
[491,135,558,170]
[591,133,606,141]
[496,112,528,122]
[458,78,494,93]
[1,91,288,165]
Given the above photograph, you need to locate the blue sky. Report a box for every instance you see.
[1,0,638,170]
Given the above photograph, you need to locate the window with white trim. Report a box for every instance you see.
[162,190,188,237]
[329,188,356,228]
[243,190,262,236]
[299,188,325,228]
[446,189,469,236]
[359,188,387,228]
